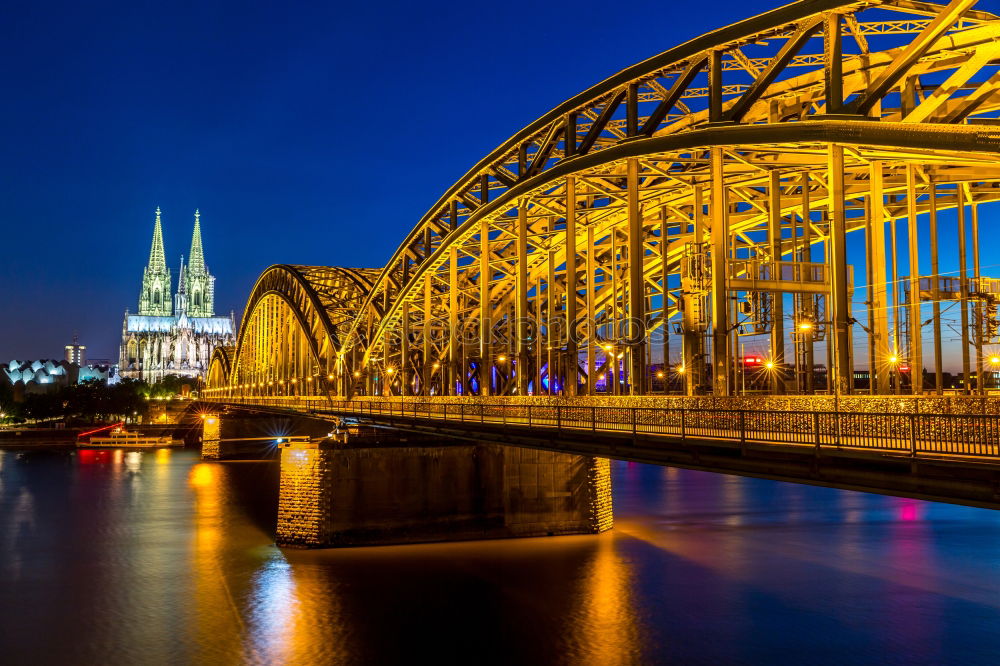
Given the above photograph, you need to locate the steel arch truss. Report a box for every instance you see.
[213,265,381,397]
[207,346,234,389]
[208,0,1000,399]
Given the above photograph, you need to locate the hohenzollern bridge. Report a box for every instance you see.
[198,0,1000,545]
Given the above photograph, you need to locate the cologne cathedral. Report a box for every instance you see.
[119,208,235,381]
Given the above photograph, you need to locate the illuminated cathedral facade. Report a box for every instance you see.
[119,208,235,381]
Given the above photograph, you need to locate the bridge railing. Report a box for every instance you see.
[203,395,1000,459]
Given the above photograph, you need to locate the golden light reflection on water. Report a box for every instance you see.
[189,462,249,662]
[125,451,142,474]
[244,550,350,664]
[567,534,641,665]
[186,460,349,663]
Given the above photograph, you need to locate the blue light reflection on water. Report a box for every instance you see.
[0,449,997,664]
[611,461,1000,664]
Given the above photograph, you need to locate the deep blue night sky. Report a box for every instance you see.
[2,0,755,360]
[2,0,997,365]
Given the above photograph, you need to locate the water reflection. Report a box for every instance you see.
[245,552,298,660]
[0,451,998,663]
[189,462,247,662]
[246,549,352,663]
[567,535,640,665]
[125,450,142,473]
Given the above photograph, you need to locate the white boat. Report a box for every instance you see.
[79,428,182,448]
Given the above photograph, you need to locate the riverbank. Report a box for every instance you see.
[0,428,80,446]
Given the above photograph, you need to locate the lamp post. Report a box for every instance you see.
[887,354,902,394]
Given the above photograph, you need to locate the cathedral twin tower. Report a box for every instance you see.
[119,208,235,381]
[138,207,215,318]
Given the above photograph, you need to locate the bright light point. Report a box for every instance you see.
[386,367,395,374]
[677,366,685,374]
[432,362,440,369]
[656,371,664,378]
[327,374,334,380]
[353,371,361,377]
[798,322,813,331]
[603,344,613,352]
[765,361,774,370]
[889,356,898,364]
[991,356,1000,365]
[497,355,507,362]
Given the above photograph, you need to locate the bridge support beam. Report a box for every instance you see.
[768,170,785,394]
[516,201,530,396]
[627,158,647,395]
[710,147,730,396]
[276,438,612,548]
[827,144,852,395]
[869,163,891,395]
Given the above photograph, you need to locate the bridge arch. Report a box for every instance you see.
[331,0,1000,398]
[206,346,233,390]
[210,264,381,399]
[209,0,1000,401]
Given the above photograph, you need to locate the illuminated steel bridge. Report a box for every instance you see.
[207,0,1000,403]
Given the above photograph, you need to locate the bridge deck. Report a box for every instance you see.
[208,396,1000,461]
[204,397,1000,508]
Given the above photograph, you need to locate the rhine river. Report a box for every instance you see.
[0,447,997,665]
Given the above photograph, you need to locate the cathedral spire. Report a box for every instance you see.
[147,207,167,274]
[138,207,172,316]
[184,210,215,317]
[188,209,205,274]
[174,255,188,316]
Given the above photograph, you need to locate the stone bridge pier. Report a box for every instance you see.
[276,431,612,548]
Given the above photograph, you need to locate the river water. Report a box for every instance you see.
[0,447,997,665]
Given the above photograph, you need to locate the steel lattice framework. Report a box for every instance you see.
[208,0,1000,401]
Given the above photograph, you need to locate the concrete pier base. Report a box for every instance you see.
[276,439,612,548]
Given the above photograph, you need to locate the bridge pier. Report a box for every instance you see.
[200,413,221,459]
[276,437,612,548]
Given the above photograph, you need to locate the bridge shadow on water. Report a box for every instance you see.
[214,458,280,536]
